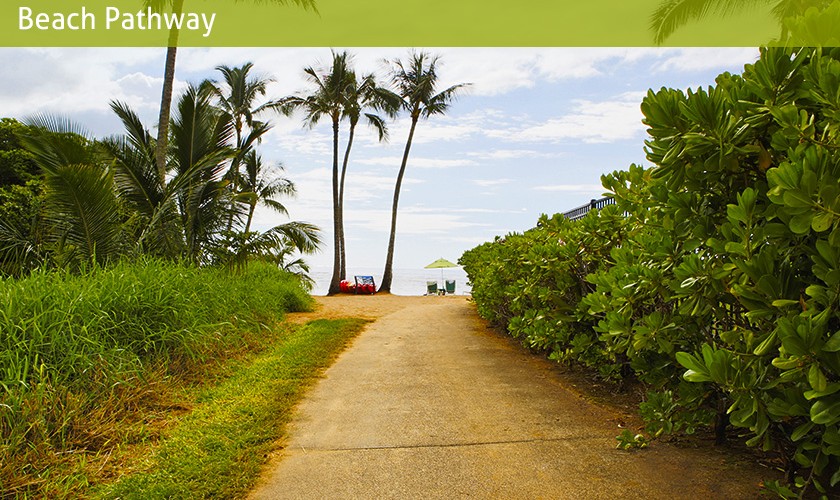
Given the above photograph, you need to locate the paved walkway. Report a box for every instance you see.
[250,296,767,499]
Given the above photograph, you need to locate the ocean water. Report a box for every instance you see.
[309,266,472,296]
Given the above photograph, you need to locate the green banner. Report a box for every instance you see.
[4,0,837,47]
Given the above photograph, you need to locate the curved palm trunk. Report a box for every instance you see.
[328,118,342,295]
[380,116,418,293]
[338,123,356,280]
[154,0,184,185]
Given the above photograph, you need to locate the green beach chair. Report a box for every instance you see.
[426,281,438,295]
[445,279,456,294]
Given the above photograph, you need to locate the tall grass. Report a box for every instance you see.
[0,260,312,497]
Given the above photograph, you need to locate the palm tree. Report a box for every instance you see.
[280,50,354,295]
[144,0,316,190]
[105,85,235,264]
[210,62,278,149]
[336,73,400,280]
[379,52,469,293]
[169,84,236,264]
[208,63,279,231]
[103,101,181,257]
[649,0,831,44]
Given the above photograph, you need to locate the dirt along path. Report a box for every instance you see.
[252,295,770,499]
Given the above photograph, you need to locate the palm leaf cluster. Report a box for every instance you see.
[650,0,833,44]
[0,63,320,277]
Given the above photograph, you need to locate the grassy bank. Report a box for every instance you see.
[0,260,313,497]
[97,318,368,499]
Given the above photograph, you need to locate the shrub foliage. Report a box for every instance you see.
[460,47,840,497]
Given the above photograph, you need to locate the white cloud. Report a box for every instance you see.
[487,91,646,144]
[533,184,605,192]
[355,156,477,169]
[0,48,165,119]
[348,207,489,235]
[657,48,759,73]
[472,178,514,187]
[467,149,563,160]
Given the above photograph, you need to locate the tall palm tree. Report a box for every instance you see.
[379,52,469,293]
[280,50,354,295]
[337,73,400,280]
[649,0,831,44]
[144,0,316,190]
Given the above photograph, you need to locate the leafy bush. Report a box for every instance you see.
[461,47,840,496]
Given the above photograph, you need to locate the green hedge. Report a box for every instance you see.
[461,47,840,498]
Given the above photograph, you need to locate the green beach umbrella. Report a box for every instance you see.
[424,257,458,269]
[424,258,459,287]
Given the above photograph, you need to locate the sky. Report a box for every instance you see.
[0,47,760,270]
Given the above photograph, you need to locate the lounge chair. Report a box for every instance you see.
[426,281,438,295]
[445,279,456,295]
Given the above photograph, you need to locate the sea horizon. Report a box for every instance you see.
[308,266,472,297]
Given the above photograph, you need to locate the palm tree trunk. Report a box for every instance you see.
[338,123,356,281]
[380,116,418,293]
[154,0,184,186]
[328,118,342,295]
[244,201,257,234]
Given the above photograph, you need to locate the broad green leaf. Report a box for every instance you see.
[824,331,840,352]
[783,189,813,209]
[683,369,713,383]
[804,383,840,400]
[772,357,799,370]
[812,212,834,232]
[810,400,840,425]
[791,421,814,441]
[676,351,707,374]
[753,332,778,356]
[789,213,813,234]
[809,364,828,392]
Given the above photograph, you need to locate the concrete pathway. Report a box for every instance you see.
[250,297,767,499]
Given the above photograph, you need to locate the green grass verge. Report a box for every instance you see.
[95,318,368,499]
[1,260,314,497]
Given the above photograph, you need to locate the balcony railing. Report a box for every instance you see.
[561,196,616,221]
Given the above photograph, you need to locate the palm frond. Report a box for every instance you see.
[41,163,124,265]
[0,215,45,277]
[649,0,769,44]
[19,115,95,174]
[110,100,155,156]
[261,198,291,217]
[265,221,322,255]
[101,136,163,218]
[364,113,389,142]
